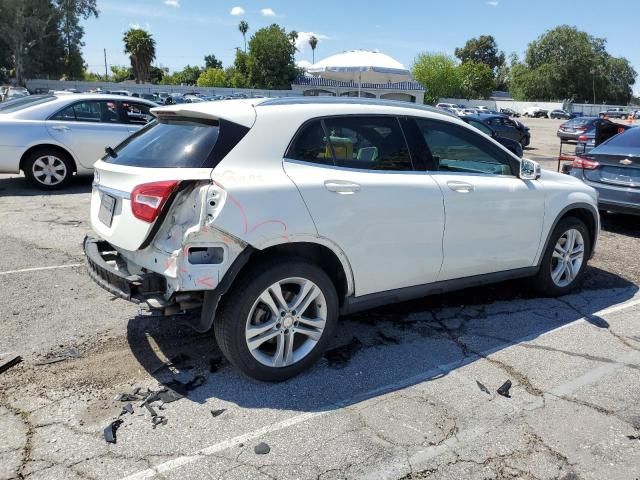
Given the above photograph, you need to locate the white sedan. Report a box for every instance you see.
[0,93,157,189]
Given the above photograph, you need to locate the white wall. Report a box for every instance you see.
[438,97,631,116]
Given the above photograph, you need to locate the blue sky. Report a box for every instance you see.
[82,0,640,89]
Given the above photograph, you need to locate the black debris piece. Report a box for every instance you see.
[376,331,400,345]
[35,349,80,366]
[144,402,158,417]
[164,375,206,397]
[325,337,363,369]
[0,355,22,375]
[476,380,491,395]
[627,434,640,440]
[151,353,193,374]
[254,442,270,455]
[497,380,512,398]
[103,419,123,444]
[120,403,134,416]
[151,416,168,428]
[210,409,226,418]
[115,393,139,402]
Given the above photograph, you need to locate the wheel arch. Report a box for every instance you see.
[19,144,78,174]
[537,203,599,265]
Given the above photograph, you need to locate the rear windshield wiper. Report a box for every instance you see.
[104,146,118,158]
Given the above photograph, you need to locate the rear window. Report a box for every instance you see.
[105,117,249,168]
[565,118,595,127]
[0,95,56,113]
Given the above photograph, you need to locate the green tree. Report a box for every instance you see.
[309,35,318,64]
[411,53,462,104]
[123,28,156,84]
[455,35,505,73]
[458,62,495,100]
[238,20,249,52]
[204,54,223,69]
[512,25,636,103]
[247,24,298,89]
[196,68,226,87]
[224,49,250,87]
[110,65,133,82]
[55,0,98,80]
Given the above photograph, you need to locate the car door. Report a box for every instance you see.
[46,99,131,169]
[414,118,545,281]
[282,115,445,297]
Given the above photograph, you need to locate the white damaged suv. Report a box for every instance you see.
[84,97,599,381]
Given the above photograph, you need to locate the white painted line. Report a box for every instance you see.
[120,292,640,480]
[0,263,83,276]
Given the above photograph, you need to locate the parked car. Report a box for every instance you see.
[575,122,633,156]
[557,117,605,142]
[500,108,520,118]
[154,92,171,104]
[0,93,157,189]
[474,105,489,112]
[570,126,639,215]
[472,113,531,147]
[84,97,599,381]
[109,90,133,97]
[599,107,630,120]
[549,109,571,119]
[436,103,458,110]
[1,86,29,102]
[461,116,524,157]
[522,107,549,118]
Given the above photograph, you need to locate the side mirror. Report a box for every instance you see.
[520,158,541,180]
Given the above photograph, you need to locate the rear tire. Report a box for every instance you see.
[531,217,591,297]
[214,257,339,382]
[23,148,74,190]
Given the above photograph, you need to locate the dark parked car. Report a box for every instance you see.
[499,108,520,118]
[557,117,610,142]
[570,127,640,215]
[549,109,571,119]
[471,114,531,147]
[461,117,524,157]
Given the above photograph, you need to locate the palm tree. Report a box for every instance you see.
[123,28,156,84]
[288,30,298,49]
[309,35,318,64]
[238,20,249,52]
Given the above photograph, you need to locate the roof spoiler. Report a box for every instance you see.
[150,99,261,128]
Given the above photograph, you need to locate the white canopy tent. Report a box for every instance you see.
[306,50,412,97]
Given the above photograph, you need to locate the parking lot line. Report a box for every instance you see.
[0,263,83,276]
[119,293,640,480]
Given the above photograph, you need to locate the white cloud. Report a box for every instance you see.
[164,0,180,7]
[260,8,277,16]
[296,60,312,70]
[230,6,245,16]
[487,0,499,6]
[295,31,329,52]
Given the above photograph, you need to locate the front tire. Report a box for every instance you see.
[214,258,339,382]
[532,217,590,296]
[23,148,74,190]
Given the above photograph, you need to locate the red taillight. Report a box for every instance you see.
[576,127,587,131]
[577,135,589,142]
[131,180,180,223]
[572,157,600,170]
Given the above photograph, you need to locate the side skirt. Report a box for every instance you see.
[340,267,539,316]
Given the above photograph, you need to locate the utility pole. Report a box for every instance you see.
[104,48,108,81]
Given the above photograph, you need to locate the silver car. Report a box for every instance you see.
[0,94,156,189]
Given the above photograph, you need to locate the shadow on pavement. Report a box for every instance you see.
[0,174,92,197]
[600,212,640,239]
[126,266,637,413]
[127,262,638,411]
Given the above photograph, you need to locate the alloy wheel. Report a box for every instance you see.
[32,155,67,186]
[550,228,585,287]
[245,277,327,368]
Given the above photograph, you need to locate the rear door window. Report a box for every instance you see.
[323,116,414,171]
[121,101,154,125]
[105,117,249,168]
[50,100,120,123]
[286,120,333,165]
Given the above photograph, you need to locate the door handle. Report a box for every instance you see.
[447,181,474,193]
[51,125,70,132]
[324,180,361,194]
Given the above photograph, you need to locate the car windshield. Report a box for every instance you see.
[0,95,56,113]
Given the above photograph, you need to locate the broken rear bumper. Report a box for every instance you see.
[83,236,167,305]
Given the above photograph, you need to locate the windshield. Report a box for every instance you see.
[0,95,56,113]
